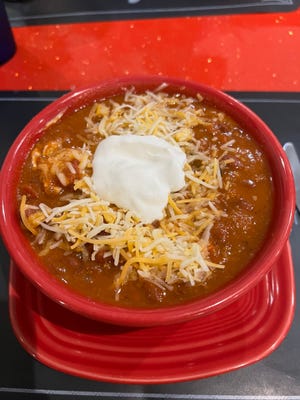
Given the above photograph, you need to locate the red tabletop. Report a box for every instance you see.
[0,8,299,92]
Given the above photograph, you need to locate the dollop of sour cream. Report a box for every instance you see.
[92,134,186,223]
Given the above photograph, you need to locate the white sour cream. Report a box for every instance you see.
[92,134,186,223]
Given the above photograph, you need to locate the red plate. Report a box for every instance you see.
[9,242,295,384]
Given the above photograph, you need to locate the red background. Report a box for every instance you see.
[0,8,299,92]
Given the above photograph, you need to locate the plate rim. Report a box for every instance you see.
[8,242,295,384]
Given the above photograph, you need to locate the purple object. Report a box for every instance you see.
[0,0,16,65]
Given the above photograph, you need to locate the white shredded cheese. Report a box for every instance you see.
[21,88,238,297]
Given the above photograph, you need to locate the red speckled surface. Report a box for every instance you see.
[0,9,300,91]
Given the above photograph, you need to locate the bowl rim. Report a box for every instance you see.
[0,75,296,327]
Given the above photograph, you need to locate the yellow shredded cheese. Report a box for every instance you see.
[20,88,238,298]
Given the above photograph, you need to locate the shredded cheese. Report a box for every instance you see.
[21,87,238,298]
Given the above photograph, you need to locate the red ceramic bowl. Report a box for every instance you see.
[0,76,295,327]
